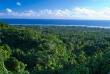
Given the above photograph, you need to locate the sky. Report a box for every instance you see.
[1,0,110,19]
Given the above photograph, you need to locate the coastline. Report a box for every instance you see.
[11,24,110,29]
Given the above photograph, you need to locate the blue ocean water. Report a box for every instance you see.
[0,19,110,28]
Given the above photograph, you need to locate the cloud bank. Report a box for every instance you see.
[1,7,110,19]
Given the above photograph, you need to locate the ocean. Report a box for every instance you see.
[0,19,110,28]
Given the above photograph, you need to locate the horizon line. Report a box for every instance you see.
[1,18,110,21]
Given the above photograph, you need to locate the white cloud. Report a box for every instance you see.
[73,8,97,16]
[17,2,21,6]
[2,7,110,19]
[6,8,13,13]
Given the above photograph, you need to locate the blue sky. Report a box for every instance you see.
[1,0,110,19]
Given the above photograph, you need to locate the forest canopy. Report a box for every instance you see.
[0,21,110,74]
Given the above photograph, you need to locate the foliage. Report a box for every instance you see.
[0,21,110,74]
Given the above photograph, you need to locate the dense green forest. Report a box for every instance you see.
[0,21,110,74]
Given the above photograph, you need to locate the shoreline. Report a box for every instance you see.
[11,24,110,29]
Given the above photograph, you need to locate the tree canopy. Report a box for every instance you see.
[0,21,110,74]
